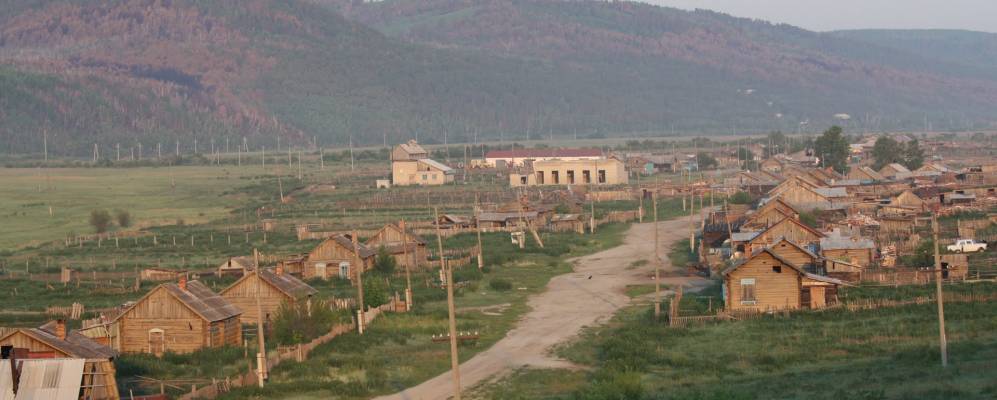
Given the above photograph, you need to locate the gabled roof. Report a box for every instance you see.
[116,281,242,323]
[368,223,427,245]
[222,268,317,300]
[323,235,376,258]
[485,148,602,159]
[0,323,116,359]
[881,163,911,174]
[478,211,539,222]
[397,140,428,157]
[749,216,826,244]
[550,214,582,222]
[731,231,761,242]
[812,187,848,198]
[767,237,821,261]
[722,248,806,276]
[852,166,885,181]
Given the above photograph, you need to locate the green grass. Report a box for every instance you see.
[213,223,632,399]
[0,166,261,249]
[475,281,997,400]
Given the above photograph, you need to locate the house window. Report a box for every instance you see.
[339,262,350,279]
[537,171,545,184]
[598,170,606,183]
[772,265,782,273]
[422,174,428,181]
[520,176,528,185]
[583,170,591,183]
[567,170,575,184]
[551,171,560,184]
[740,278,756,304]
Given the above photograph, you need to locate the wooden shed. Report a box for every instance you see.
[220,267,317,322]
[890,190,925,211]
[548,214,586,233]
[364,223,429,270]
[302,234,375,280]
[742,198,800,230]
[820,229,876,268]
[722,249,843,312]
[111,279,242,355]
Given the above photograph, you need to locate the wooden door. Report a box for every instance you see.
[810,287,826,309]
[800,288,811,309]
[149,329,165,356]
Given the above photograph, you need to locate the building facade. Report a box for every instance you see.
[509,158,628,187]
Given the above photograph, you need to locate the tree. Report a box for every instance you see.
[696,152,717,170]
[729,191,752,205]
[871,136,902,170]
[89,209,112,233]
[362,277,389,308]
[374,246,396,275]
[903,139,925,170]
[814,126,849,174]
[115,210,132,228]
[272,299,340,344]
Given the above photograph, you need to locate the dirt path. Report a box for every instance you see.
[375,218,709,400]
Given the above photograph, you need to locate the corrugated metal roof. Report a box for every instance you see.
[163,281,242,322]
[731,231,760,242]
[820,236,875,250]
[7,358,86,400]
[330,235,376,258]
[813,187,848,198]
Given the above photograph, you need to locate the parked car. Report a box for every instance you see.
[947,239,988,253]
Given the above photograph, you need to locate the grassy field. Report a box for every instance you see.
[0,166,262,249]
[473,280,997,400]
[211,223,631,400]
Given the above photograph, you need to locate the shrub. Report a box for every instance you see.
[115,209,132,228]
[89,209,112,233]
[489,278,513,291]
[373,246,396,275]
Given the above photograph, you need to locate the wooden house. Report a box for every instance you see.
[742,198,800,230]
[767,237,820,272]
[879,163,911,179]
[549,214,586,233]
[768,176,849,210]
[722,248,844,312]
[301,234,375,280]
[477,211,539,228]
[110,279,242,355]
[437,214,472,229]
[364,223,429,270]
[847,166,885,182]
[219,267,317,322]
[0,320,116,361]
[820,229,876,268]
[218,256,255,277]
[740,217,825,255]
[890,190,925,211]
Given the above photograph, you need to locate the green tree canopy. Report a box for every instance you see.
[904,139,925,170]
[374,246,397,275]
[814,126,849,174]
[89,209,112,233]
[696,152,717,170]
[871,136,903,170]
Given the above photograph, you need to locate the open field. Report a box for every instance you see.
[0,166,260,249]
[471,231,997,400]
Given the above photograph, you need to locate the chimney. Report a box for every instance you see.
[275,265,284,276]
[178,276,188,291]
[55,319,67,340]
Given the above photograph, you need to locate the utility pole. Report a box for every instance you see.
[445,257,462,400]
[932,214,948,367]
[475,194,484,269]
[401,220,412,310]
[253,249,267,387]
[353,231,366,334]
[653,192,661,320]
[43,129,48,162]
[349,136,355,172]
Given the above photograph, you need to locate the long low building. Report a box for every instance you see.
[509,158,628,186]
[485,148,603,168]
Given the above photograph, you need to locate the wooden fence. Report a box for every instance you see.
[177,301,399,400]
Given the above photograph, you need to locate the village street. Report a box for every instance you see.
[376,217,711,400]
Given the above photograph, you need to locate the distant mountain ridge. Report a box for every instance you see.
[2,0,997,156]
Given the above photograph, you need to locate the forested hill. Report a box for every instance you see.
[3,1,997,156]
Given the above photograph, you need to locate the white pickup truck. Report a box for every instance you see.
[947,239,988,253]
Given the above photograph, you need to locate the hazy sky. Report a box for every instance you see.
[646,0,997,33]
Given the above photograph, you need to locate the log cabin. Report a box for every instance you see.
[740,217,825,256]
[890,190,925,211]
[110,278,242,355]
[364,223,429,270]
[300,234,375,280]
[0,320,116,360]
[820,229,876,268]
[742,198,800,230]
[722,248,844,312]
[219,266,317,322]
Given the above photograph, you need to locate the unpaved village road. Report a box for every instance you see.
[376,217,710,400]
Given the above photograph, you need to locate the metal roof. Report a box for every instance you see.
[417,158,454,174]
[253,269,317,299]
[2,358,86,400]
[0,324,116,360]
[162,281,242,322]
[813,187,848,198]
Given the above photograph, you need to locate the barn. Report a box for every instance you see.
[111,278,242,355]
[220,266,317,322]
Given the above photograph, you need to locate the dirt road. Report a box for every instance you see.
[375,218,709,400]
